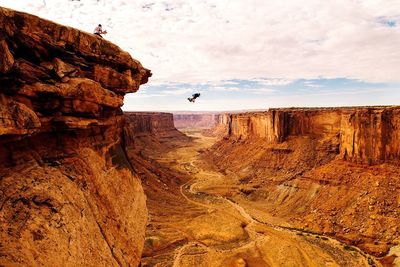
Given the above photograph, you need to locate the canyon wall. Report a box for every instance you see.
[217,113,231,126]
[0,7,151,266]
[227,109,341,142]
[340,107,400,164]
[173,113,220,129]
[224,107,400,164]
[124,112,187,146]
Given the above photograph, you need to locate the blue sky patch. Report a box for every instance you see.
[377,16,398,27]
[124,78,400,111]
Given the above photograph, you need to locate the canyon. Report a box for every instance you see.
[124,109,399,266]
[1,6,399,267]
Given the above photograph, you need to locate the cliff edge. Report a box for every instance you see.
[0,7,151,266]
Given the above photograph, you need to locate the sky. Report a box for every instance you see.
[1,0,400,111]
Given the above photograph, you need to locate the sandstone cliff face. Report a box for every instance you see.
[173,113,219,129]
[227,109,341,141]
[225,107,400,164]
[0,7,151,266]
[125,112,177,136]
[340,107,400,164]
[124,112,187,147]
[217,113,231,126]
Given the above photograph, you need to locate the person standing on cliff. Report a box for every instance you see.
[94,24,107,38]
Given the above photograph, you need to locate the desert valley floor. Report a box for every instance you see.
[127,129,385,267]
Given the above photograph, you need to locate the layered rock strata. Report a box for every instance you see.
[222,107,400,165]
[125,112,179,136]
[124,112,188,146]
[0,7,151,266]
[340,108,400,164]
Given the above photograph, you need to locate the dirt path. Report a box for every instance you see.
[137,132,377,267]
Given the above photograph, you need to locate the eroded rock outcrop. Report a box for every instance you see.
[0,7,151,266]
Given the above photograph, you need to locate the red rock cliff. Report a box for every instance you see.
[224,107,399,164]
[124,112,187,146]
[0,7,151,266]
[340,107,400,164]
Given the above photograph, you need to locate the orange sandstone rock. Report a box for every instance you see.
[222,107,400,164]
[0,7,151,267]
[124,112,188,147]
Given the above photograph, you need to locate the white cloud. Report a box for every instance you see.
[251,78,293,86]
[161,88,192,95]
[304,81,323,88]
[212,86,276,94]
[248,88,276,94]
[212,86,242,92]
[1,0,400,85]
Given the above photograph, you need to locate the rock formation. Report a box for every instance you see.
[0,7,151,266]
[124,112,189,147]
[340,107,400,164]
[221,107,400,164]
[207,107,400,257]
